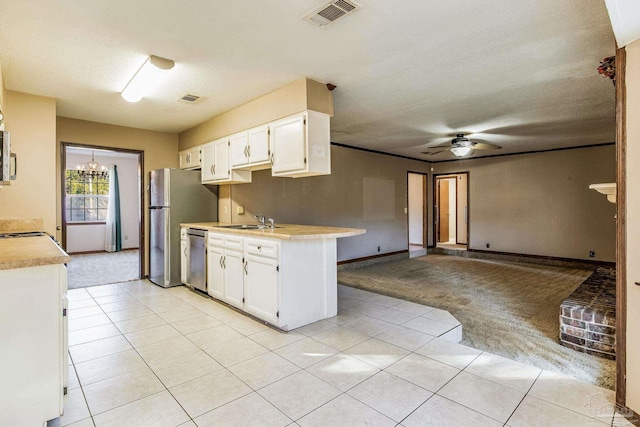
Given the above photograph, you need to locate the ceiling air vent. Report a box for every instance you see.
[304,0,360,27]
[177,93,202,104]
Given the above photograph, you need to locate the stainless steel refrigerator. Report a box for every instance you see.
[149,168,217,287]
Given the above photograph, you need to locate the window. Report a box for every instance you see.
[65,170,109,222]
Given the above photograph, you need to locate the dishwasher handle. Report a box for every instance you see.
[187,228,207,237]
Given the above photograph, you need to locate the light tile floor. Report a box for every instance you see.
[47,280,633,427]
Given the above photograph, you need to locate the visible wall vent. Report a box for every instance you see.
[304,0,360,27]
[177,93,202,104]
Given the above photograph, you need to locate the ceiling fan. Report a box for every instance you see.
[423,134,502,157]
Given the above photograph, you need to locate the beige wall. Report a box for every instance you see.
[433,145,616,261]
[224,145,430,261]
[179,78,333,149]
[0,91,57,234]
[57,117,178,273]
[624,39,640,413]
[0,59,5,115]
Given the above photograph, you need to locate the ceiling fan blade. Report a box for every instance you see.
[421,137,452,148]
[422,148,450,156]
[472,142,502,150]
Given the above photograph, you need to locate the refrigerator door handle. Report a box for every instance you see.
[164,209,171,287]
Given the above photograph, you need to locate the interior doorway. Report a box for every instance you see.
[407,172,427,258]
[434,172,469,250]
[61,142,145,287]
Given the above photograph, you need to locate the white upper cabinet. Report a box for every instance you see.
[201,138,252,185]
[270,111,330,178]
[213,138,231,180]
[230,132,249,169]
[247,125,271,168]
[179,146,202,170]
[200,142,215,182]
[192,109,331,183]
[230,125,271,171]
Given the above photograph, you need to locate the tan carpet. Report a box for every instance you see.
[338,254,616,390]
[67,250,140,289]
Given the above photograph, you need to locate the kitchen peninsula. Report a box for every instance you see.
[181,222,365,330]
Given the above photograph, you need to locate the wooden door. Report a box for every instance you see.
[439,179,450,242]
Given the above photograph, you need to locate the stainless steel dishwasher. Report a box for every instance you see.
[187,228,207,292]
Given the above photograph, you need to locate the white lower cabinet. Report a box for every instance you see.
[1,263,68,426]
[202,229,338,330]
[245,249,279,325]
[207,233,245,309]
[223,248,245,309]
[206,244,224,298]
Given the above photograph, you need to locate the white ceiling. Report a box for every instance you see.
[0,0,616,161]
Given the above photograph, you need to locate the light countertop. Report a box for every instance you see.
[181,223,366,240]
[0,236,70,270]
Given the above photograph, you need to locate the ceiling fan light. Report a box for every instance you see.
[450,146,474,157]
[121,55,175,103]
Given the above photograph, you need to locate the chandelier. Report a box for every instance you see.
[77,151,108,179]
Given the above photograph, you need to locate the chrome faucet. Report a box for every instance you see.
[255,212,265,226]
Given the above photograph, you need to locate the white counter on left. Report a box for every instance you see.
[0,235,70,270]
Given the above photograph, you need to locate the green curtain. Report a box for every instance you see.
[105,165,122,252]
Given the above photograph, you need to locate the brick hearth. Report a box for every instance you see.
[559,268,616,359]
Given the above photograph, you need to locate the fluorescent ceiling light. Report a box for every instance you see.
[121,55,175,103]
[450,146,474,157]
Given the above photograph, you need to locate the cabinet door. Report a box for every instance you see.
[245,254,279,324]
[271,114,307,175]
[247,125,270,165]
[213,139,231,180]
[230,132,249,168]
[224,249,245,309]
[189,146,202,168]
[180,239,189,284]
[179,150,190,169]
[201,143,215,182]
[207,245,224,299]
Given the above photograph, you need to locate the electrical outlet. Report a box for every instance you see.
[237,206,244,214]
[486,243,490,248]
[124,235,128,241]
[377,246,381,252]
[224,205,228,214]
[589,251,595,258]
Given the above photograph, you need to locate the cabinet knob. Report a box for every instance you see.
[257,246,262,250]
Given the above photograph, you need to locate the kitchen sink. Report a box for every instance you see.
[218,224,282,230]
